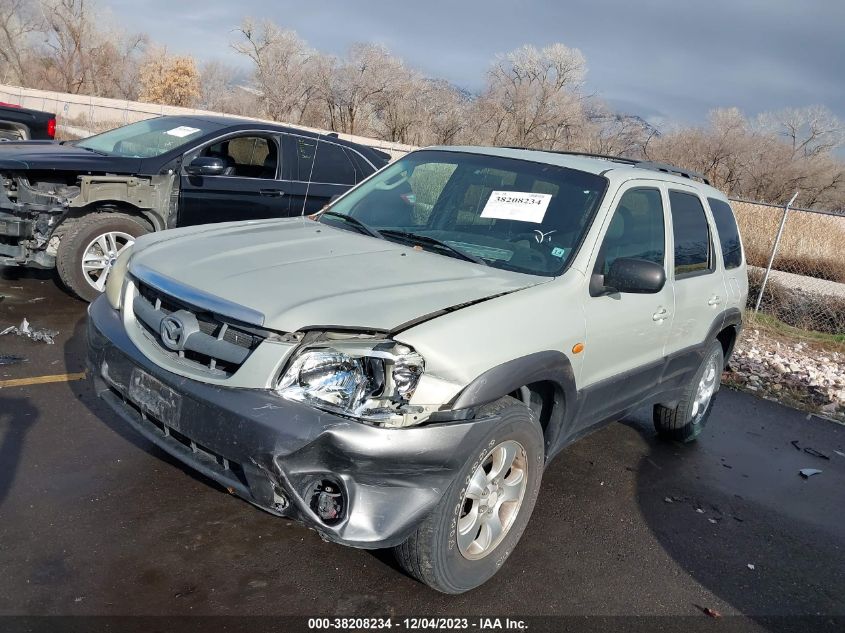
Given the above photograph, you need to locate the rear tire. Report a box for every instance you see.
[654,340,724,442]
[394,397,544,593]
[56,212,150,302]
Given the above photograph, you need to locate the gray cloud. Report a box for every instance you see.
[106,0,845,127]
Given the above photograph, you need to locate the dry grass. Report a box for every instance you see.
[733,201,845,283]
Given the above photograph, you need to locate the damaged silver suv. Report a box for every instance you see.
[87,147,748,593]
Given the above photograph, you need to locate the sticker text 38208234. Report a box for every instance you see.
[480,191,553,224]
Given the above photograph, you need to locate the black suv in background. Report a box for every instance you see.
[0,115,390,300]
[0,103,56,141]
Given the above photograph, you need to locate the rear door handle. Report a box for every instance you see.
[708,295,722,306]
[652,307,670,322]
[259,189,285,197]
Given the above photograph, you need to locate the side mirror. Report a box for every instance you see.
[603,258,666,294]
[185,156,226,176]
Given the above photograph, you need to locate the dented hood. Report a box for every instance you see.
[129,217,545,332]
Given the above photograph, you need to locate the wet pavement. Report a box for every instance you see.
[1,271,844,629]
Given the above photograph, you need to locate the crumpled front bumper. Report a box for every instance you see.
[86,297,493,549]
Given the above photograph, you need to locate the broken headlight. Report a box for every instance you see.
[275,339,424,426]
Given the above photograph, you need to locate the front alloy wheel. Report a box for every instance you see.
[81,231,135,293]
[457,440,528,560]
[56,212,150,302]
[394,396,544,593]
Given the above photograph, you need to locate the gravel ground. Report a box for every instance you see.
[724,327,845,422]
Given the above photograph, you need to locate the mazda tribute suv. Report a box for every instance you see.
[87,147,748,593]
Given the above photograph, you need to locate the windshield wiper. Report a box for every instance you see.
[318,210,383,239]
[78,145,110,156]
[380,230,488,266]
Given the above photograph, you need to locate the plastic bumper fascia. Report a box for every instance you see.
[86,296,494,549]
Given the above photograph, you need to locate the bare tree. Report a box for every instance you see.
[0,0,38,84]
[477,43,588,149]
[34,0,146,97]
[758,106,844,158]
[419,80,471,145]
[317,43,403,136]
[580,101,657,157]
[232,18,319,124]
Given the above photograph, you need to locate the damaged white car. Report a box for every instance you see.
[87,147,747,593]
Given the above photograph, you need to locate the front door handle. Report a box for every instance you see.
[708,295,722,306]
[259,189,286,197]
[652,307,670,322]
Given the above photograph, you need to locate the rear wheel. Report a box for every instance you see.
[394,397,544,593]
[654,340,723,442]
[56,212,150,302]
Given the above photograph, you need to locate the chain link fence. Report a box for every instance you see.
[731,198,845,344]
[728,198,844,420]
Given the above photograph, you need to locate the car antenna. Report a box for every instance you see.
[301,136,321,216]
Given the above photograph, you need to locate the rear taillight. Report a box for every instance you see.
[47,118,56,139]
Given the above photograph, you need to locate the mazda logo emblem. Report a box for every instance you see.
[160,315,185,351]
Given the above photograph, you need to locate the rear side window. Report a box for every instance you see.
[596,188,665,275]
[293,138,356,185]
[669,191,712,277]
[708,198,743,269]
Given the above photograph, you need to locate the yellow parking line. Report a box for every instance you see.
[0,371,87,388]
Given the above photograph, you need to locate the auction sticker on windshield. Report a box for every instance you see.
[480,191,552,223]
[166,126,201,138]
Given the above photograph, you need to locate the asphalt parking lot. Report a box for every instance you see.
[1,271,844,631]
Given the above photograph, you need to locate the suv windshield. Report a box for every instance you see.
[324,149,608,276]
[76,117,223,158]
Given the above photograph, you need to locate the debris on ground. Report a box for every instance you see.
[696,606,722,618]
[791,440,831,459]
[747,563,755,570]
[0,318,58,344]
[803,447,830,460]
[724,328,845,422]
[799,468,823,479]
[835,450,845,458]
[0,354,27,366]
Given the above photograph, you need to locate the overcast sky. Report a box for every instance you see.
[106,0,844,129]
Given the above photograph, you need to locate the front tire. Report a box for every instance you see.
[654,340,724,442]
[394,397,544,593]
[56,212,150,302]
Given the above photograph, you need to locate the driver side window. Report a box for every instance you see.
[197,135,279,179]
[595,188,665,276]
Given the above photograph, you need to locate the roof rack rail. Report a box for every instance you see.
[633,160,710,185]
[503,147,710,185]
[504,147,638,165]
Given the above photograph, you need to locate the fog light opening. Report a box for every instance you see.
[310,480,345,525]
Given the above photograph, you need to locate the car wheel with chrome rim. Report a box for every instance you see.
[56,212,150,303]
[394,396,544,594]
[654,340,724,443]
